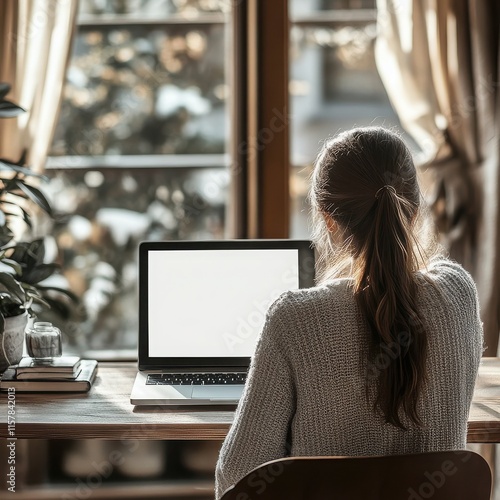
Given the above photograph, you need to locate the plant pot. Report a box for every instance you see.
[0,313,28,373]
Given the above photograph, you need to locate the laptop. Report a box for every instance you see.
[130,239,315,405]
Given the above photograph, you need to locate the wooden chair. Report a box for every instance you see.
[220,451,491,500]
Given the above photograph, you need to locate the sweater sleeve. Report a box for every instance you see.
[428,258,484,355]
[215,296,295,499]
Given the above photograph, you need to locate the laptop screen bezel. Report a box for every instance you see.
[138,239,315,370]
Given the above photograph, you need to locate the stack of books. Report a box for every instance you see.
[0,356,98,392]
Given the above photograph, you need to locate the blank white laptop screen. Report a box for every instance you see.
[148,249,299,357]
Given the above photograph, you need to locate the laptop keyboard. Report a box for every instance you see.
[146,372,247,386]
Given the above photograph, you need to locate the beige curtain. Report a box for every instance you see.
[375,0,500,355]
[0,0,78,172]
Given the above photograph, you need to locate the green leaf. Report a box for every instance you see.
[0,159,46,179]
[0,100,25,118]
[0,232,14,247]
[37,285,79,303]
[25,239,45,267]
[20,206,32,228]
[0,177,28,197]
[9,239,45,272]
[22,263,59,284]
[0,272,25,303]
[13,180,52,216]
[0,83,11,99]
[0,258,22,275]
[1,190,28,200]
[28,293,51,309]
[1,211,16,217]
[0,227,14,247]
[0,300,27,317]
[0,201,34,228]
[22,295,33,315]
[7,244,28,265]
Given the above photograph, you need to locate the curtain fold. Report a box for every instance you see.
[0,0,78,172]
[375,0,500,355]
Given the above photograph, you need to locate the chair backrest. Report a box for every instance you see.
[220,451,491,500]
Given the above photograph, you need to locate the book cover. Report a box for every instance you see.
[0,359,98,392]
[16,356,81,374]
[16,367,83,381]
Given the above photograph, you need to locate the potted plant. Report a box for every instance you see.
[0,83,76,371]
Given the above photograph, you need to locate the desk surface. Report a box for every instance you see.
[1,359,500,442]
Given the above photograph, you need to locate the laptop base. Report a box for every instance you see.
[130,372,244,406]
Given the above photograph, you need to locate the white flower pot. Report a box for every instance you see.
[0,313,28,373]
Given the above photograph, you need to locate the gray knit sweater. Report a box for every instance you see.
[215,259,483,499]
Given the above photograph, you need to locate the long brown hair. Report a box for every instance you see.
[310,127,438,429]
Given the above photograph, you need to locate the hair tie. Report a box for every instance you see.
[375,185,396,199]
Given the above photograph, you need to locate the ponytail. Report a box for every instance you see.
[355,186,427,429]
[310,127,436,429]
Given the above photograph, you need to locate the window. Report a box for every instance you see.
[46,0,233,355]
[289,0,417,238]
[44,0,414,354]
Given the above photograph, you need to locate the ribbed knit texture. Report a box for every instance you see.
[214,259,483,499]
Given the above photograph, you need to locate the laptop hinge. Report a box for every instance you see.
[146,367,248,373]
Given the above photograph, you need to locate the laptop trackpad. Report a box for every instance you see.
[192,385,244,400]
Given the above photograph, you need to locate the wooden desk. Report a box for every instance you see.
[1,359,500,443]
[469,357,500,442]
[0,362,233,441]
